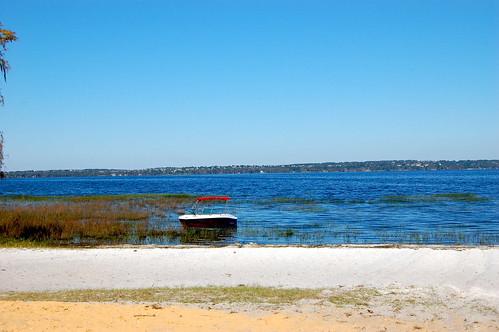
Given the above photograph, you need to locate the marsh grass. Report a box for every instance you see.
[0,194,195,244]
[0,202,148,241]
[0,286,322,304]
[0,193,243,246]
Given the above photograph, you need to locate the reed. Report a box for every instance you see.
[0,194,195,243]
[0,202,148,241]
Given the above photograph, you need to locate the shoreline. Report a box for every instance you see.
[2,242,498,249]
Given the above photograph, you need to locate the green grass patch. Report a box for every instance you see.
[0,286,322,304]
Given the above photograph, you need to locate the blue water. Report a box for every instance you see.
[1,170,498,245]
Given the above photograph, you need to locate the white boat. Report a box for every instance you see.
[179,196,237,228]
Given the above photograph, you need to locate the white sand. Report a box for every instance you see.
[0,247,498,299]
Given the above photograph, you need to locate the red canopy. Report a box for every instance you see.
[196,196,231,202]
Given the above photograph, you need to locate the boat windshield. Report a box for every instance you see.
[191,197,232,215]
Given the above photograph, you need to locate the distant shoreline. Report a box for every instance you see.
[5,159,499,178]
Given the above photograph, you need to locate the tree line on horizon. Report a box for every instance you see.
[6,160,499,178]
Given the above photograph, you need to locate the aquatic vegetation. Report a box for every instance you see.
[251,197,328,213]
[373,230,499,245]
[248,197,320,207]
[270,197,316,204]
[431,193,489,202]
[237,227,499,246]
[137,227,236,244]
[280,229,294,237]
[0,193,194,201]
[0,202,148,241]
[0,190,497,246]
[254,195,479,207]
[179,228,236,244]
[380,195,415,203]
[0,194,195,244]
[281,204,327,213]
[380,192,489,204]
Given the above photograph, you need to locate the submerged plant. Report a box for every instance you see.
[431,193,489,202]
[380,192,489,204]
[270,197,316,205]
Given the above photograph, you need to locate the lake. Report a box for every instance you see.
[1,170,498,245]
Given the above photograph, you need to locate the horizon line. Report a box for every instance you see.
[6,159,499,173]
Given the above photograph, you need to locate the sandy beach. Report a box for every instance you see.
[1,246,498,331]
[3,299,497,332]
[1,246,498,295]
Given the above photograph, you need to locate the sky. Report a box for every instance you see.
[1,0,498,171]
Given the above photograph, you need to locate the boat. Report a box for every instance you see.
[179,196,237,228]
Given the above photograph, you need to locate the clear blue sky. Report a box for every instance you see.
[1,0,498,171]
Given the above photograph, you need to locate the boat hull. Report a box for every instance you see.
[179,214,237,228]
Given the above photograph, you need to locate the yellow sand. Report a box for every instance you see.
[1,301,495,332]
